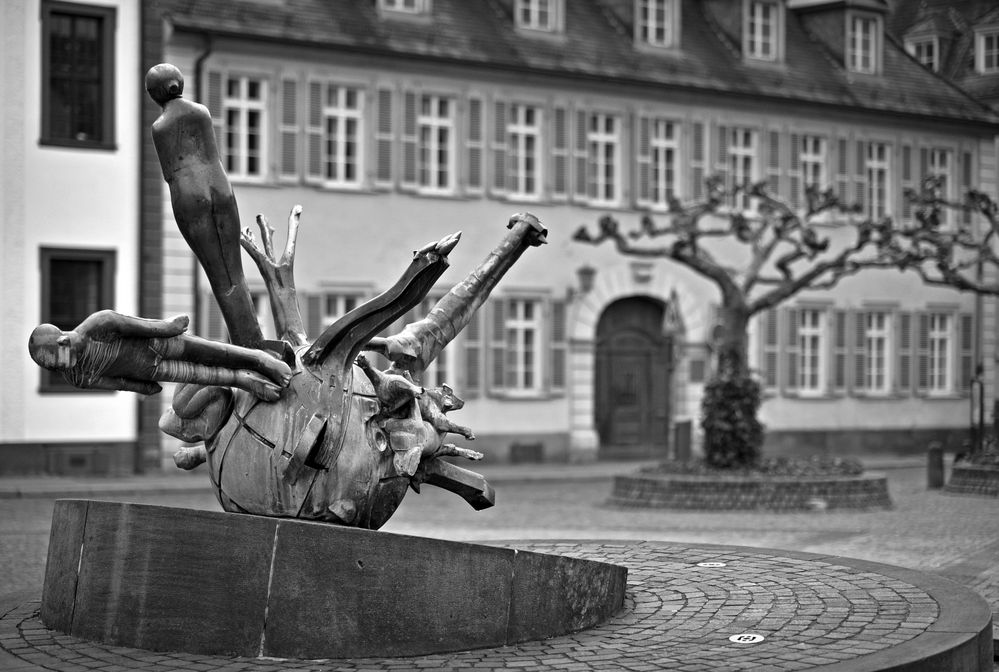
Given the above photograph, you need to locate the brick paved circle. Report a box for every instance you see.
[1,540,992,671]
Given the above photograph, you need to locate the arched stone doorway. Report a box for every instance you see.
[594,296,673,458]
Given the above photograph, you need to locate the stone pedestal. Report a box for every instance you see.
[40,500,626,659]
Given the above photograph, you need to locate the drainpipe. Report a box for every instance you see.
[189,36,214,335]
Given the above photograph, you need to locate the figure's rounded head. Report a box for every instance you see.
[28,324,72,369]
[145,63,184,106]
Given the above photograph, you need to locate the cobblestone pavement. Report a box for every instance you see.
[0,462,997,670]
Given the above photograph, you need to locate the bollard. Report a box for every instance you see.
[927,443,945,489]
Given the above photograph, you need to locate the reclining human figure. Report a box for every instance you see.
[28,310,291,400]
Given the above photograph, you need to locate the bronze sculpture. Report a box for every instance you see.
[28,63,547,530]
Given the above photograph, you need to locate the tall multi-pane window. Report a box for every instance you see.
[516,0,558,31]
[587,113,621,205]
[977,30,999,74]
[504,299,542,392]
[223,76,266,179]
[847,14,879,74]
[418,94,456,193]
[797,308,826,393]
[729,127,757,208]
[317,84,363,187]
[650,119,678,205]
[745,1,778,61]
[927,313,951,393]
[638,0,677,48]
[40,1,116,147]
[864,312,891,393]
[906,37,938,71]
[800,135,826,192]
[866,142,890,218]
[507,104,542,199]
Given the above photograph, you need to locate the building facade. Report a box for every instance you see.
[0,0,145,474]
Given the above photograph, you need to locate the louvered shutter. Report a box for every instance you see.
[895,311,912,395]
[832,309,847,392]
[489,299,507,394]
[766,129,781,199]
[852,310,867,393]
[401,91,418,189]
[901,144,914,222]
[549,298,567,394]
[463,309,482,398]
[573,109,589,201]
[835,137,849,204]
[552,106,569,200]
[691,121,705,199]
[959,312,974,393]
[789,133,802,208]
[961,151,973,225]
[854,140,867,216]
[916,313,930,394]
[305,81,323,183]
[206,71,224,156]
[759,309,779,391]
[306,293,322,341]
[919,147,929,186]
[714,124,729,192]
[203,293,228,343]
[636,114,652,206]
[374,87,394,188]
[278,78,299,182]
[465,96,484,194]
[491,100,507,195]
[782,308,799,393]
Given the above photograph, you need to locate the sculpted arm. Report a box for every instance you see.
[77,310,190,340]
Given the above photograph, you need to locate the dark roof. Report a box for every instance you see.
[157,0,999,127]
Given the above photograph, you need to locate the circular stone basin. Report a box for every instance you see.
[39,500,626,659]
[608,472,892,511]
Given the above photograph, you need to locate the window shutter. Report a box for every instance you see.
[961,151,973,225]
[401,91,418,189]
[854,140,867,216]
[895,311,912,394]
[488,299,507,394]
[306,293,322,341]
[691,121,705,199]
[374,87,395,188]
[636,114,652,206]
[552,106,569,200]
[852,310,867,393]
[781,308,799,393]
[278,78,299,182]
[766,129,782,199]
[549,298,567,394]
[465,96,484,194]
[204,293,228,343]
[919,147,929,184]
[206,70,225,155]
[901,144,914,222]
[305,81,323,184]
[714,124,729,191]
[789,133,802,208]
[491,100,507,195]
[463,309,482,398]
[959,312,974,393]
[832,309,847,392]
[835,137,850,205]
[760,309,779,391]
[573,109,589,201]
[916,313,930,394]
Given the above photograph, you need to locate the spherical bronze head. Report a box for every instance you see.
[145,63,184,107]
[28,324,75,370]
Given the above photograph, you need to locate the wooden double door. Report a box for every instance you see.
[595,297,673,456]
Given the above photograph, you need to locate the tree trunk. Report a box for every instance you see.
[714,294,751,380]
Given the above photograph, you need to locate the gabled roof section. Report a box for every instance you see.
[157,0,999,127]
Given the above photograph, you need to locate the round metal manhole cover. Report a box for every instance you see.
[696,562,727,568]
[728,633,766,644]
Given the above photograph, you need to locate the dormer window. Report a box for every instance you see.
[744,0,783,62]
[515,0,563,33]
[379,0,430,15]
[977,29,999,74]
[636,0,680,49]
[846,12,882,74]
[905,36,938,71]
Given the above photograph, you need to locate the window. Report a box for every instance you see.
[861,311,891,394]
[906,36,938,71]
[417,94,456,194]
[745,0,780,61]
[847,14,880,74]
[223,75,267,180]
[637,117,679,208]
[637,0,679,48]
[40,1,116,148]
[516,0,561,32]
[865,141,890,219]
[500,299,542,393]
[380,0,430,14]
[799,134,826,194]
[38,248,116,392]
[319,84,363,187]
[507,104,543,199]
[586,112,622,205]
[321,292,363,329]
[728,127,757,209]
[796,308,826,394]
[926,313,951,394]
[977,30,999,74]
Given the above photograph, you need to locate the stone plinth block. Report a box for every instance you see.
[39,500,627,659]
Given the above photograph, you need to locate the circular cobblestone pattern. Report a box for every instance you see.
[0,541,990,671]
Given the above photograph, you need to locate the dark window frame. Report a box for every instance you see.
[38,247,117,393]
[39,0,117,150]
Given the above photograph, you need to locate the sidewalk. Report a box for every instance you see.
[0,455,930,499]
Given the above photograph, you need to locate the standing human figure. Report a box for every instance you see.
[146,63,263,348]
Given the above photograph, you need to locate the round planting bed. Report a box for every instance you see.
[608,471,892,511]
